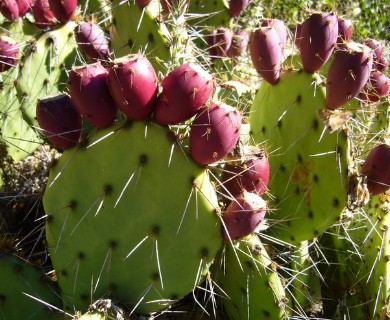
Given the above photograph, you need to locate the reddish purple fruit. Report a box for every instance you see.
[212,28,232,57]
[294,22,302,49]
[326,42,373,109]
[189,102,241,165]
[336,16,353,45]
[135,0,152,7]
[0,0,32,20]
[228,0,250,17]
[76,21,110,61]
[227,29,249,58]
[359,71,390,103]
[0,35,19,73]
[48,0,76,23]
[68,62,117,128]
[222,191,267,242]
[363,38,384,61]
[36,93,83,150]
[108,54,158,120]
[32,0,56,29]
[260,18,287,49]
[375,55,388,73]
[154,62,214,125]
[221,148,270,198]
[299,11,338,72]
[249,26,283,85]
[361,144,390,195]
[0,0,19,20]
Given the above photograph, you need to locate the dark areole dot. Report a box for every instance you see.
[312,118,319,130]
[0,294,6,302]
[313,230,319,236]
[333,198,340,208]
[80,294,88,301]
[313,174,319,183]
[151,225,160,236]
[152,272,159,281]
[139,154,148,165]
[78,252,85,260]
[148,33,154,44]
[308,211,313,219]
[68,200,77,210]
[128,38,133,48]
[104,184,113,196]
[296,95,302,103]
[61,269,67,276]
[108,240,117,249]
[200,248,209,259]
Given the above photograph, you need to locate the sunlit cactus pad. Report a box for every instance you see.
[44,120,222,314]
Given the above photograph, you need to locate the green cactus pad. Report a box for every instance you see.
[44,120,222,314]
[188,0,231,27]
[110,0,170,73]
[215,235,287,319]
[0,253,62,319]
[0,20,43,161]
[249,70,349,243]
[15,22,78,126]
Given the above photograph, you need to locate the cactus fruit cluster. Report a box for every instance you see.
[0,0,389,319]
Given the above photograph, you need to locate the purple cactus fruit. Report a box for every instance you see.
[76,21,110,61]
[68,62,118,128]
[108,54,158,120]
[294,22,302,49]
[299,11,338,72]
[260,18,288,49]
[36,93,83,150]
[375,55,388,73]
[361,144,390,195]
[336,16,353,45]
[48,0,76,23]
[222,191,267,242]
[206,29,218,57]
[363,38,384,61]
[249,26,283,85]
[0,35,19,73]
[221,148,270,198]
[325,42,373,109]
[32,0,56,29]
[213,28,232,57]
[227,29,249,58]
[189,102,241,165]
[154,62,214,125]
[359,71,390,103]
[0,0,19,20]
[16,0,33,16]
[135,0,152,7]
[228,0,250,18]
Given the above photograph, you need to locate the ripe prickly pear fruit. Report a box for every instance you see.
[359,71,390,103]
[261,18,288,49]
[249,26,283,85]
[32,0,56,29]
[228,0,249,17]
[0,0,32,20]
[0,0,19,20]
[48,0,76,23]
[221,147,270,198]
[76,21,110,61]
[227,29,248,57]
[294,22,302,49]
[108,54,158,120]
[154,62,214,125]
[375,55,388,73]
[213,27,232,57]
[0,35,19,72]
[325,42,373,109]
[16,0,33,17]
[135,0,152,7]
[299,11,338,72]
[222,191,267,241]
[36,93,83,150]
[336,16,353,44]
[363,38,384,61]
[361,144,390,195]
[68,62,117,128]
[189,102,241,165]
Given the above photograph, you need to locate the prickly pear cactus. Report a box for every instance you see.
[44,120,222,314]
[0,252,62,319]
[16,21,78,126]
[214,234,288,319]
[250,70,349,243]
